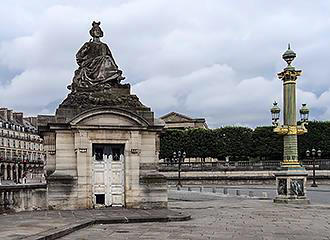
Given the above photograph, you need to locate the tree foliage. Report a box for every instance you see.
[159,121,330,161]
[252,126,283,160]
[298,121,330,159]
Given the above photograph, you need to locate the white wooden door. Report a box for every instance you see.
[92,154,112,206]
[110,154,124,206]
[92,149,125,207]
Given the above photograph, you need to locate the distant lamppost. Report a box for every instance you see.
[270,44,310,204]
[306,149,321,187]
[173,151,186,187]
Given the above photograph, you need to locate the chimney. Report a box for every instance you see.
[13,112,24,125]
[0,108,8,121]
[30,117,38,127]
[24,117,38,127]
[7,110,13,122]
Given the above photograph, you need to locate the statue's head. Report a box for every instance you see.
[90,21,104,38]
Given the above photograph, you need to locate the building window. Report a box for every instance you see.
[94,147,104,161]
[95,194,105,204]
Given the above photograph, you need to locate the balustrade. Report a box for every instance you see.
[0,184,47,212]
[159,159,330,172]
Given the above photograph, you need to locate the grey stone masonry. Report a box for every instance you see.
[38,21,167,210]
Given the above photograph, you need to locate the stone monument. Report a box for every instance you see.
[39,21,167,209]
[271,45,310,204]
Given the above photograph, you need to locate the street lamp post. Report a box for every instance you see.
[306,149,321,187]
[173,151,186,188]
[271,44,310,204]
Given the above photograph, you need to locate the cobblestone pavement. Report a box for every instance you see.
[61,190,330,240]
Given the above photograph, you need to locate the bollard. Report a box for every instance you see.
[188,187,191,191]
[200,186,204,192]
[249,191,254,197]
[262,192,268,198]
[212,187,216,193]
[236,190,240,196]
[223,188,228,195]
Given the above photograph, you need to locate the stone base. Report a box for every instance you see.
[126,201,168,209]
[137,172,168,209]
[47,174,79,210]
[55,84,155,124]
[273,196,310,204]
[274,165,310,204]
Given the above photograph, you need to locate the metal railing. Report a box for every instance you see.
[159,159,330,172]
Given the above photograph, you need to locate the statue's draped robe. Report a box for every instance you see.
[74,41,122,87]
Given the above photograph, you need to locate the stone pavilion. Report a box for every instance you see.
[38,21,167,209]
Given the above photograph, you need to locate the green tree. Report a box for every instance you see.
[298,121,330,159]
[252,126,283,160]
[159,130,187,159]
[159,121,330,161]
[213,126,253,161]
[184,128,216,160]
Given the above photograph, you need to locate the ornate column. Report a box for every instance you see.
[272,45,310,204]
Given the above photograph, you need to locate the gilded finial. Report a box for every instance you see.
[282,43,296,66]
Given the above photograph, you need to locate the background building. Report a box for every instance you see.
[0,107,45,185]
[160,112,208,130]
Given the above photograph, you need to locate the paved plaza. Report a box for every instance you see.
[172,184,330,204]
[62,190,330,240]
[0,207,189,240]
[1,189,330,239]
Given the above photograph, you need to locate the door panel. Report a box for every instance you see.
[111,154,124,206]
[92,144,124,207]
[92,155,111,206]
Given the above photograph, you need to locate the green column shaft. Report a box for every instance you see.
[283,135,298,161]
[283,80,298,162]
[283,83,296,126]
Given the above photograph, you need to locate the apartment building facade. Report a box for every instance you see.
[0,108,45,184]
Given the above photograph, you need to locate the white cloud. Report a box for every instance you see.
[133,64,282,127]
[0,0,330,126]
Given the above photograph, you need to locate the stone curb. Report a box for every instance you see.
[22,213,191,240]
[173,185,330,192]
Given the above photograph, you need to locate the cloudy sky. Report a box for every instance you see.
[0,0,330,128]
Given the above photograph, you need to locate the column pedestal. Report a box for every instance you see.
[274,164,310,204]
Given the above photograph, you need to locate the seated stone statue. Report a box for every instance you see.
[69,21,125,91]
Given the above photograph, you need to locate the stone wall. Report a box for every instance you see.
[43,108,167,210]
[0,184,47,213]
[163,170,330,185]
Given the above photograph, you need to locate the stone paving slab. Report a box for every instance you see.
[60,190,330,240]
[0,207,190,240]
[2,189,330,239]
